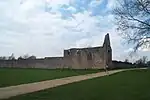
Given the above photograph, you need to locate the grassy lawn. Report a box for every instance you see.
[5,69,150,100]
[0,68,100,87]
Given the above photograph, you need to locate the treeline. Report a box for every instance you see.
[113,56,150,68]
[133,56,150,68]
[0,53,36,60]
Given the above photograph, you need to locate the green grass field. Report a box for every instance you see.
[5,69,150,100]
[0,68,100,87]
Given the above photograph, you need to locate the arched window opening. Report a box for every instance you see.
[67,50,71,56]
[76,50,81,55]
[87,52,92,60]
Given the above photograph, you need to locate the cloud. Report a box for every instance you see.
[0,0,113,58]
[106,0,117,10]
[46,0,70,6]
[0,0,149,61]
[67,6,76,13]
[124,48,134,53]
[89,0,103,8]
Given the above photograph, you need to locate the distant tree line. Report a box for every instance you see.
[113,56,150,68]
[18,54,36,60]
[0,53,36,60]
[134,56,150,67]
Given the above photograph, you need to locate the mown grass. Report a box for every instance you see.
[5,69,150,100]
[0,68,100,87]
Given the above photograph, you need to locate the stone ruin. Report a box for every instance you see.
[0,33,112,69]
[63,33,112,69]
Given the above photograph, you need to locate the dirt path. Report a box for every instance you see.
[0,69,126,99]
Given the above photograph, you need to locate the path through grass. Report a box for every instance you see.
[5,69,150,100]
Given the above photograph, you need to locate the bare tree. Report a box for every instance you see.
[0,56,6,60]
[124,58,129,62]
[147,60,150,67]
[113,0,150,51]
[22,54,29,59]
[28,55,36,60]
[8,53,15,60]
[18,56,24,60]
[18,54,36,60]
[142,56,148,64]
[135,56,148,67]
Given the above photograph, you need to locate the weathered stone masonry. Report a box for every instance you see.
[0,33,112,69]
[63,33,112,69]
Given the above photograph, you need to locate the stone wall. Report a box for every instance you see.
[62,33,112,69]
[0,48,106,69]
[111,61,134,69]
[64,47,105,69]
[0,33,112,69]
[0,57,65,69]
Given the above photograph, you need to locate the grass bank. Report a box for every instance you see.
[5,69,150,100]
[0,68,100,87]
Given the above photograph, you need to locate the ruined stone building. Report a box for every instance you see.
[0,33,112,69]
[63,33,112,69]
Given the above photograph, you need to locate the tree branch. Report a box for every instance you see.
[137,0,150,15]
